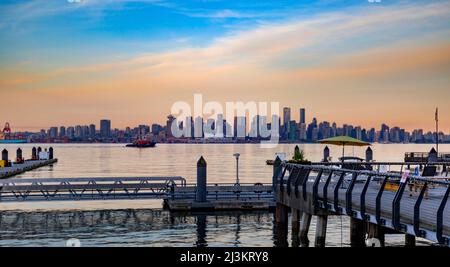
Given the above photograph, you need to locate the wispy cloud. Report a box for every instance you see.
[1,1,450,130]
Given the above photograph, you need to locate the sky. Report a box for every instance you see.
[0,0,449,132]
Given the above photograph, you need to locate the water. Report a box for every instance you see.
[1,143,447,247]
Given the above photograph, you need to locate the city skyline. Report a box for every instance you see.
[7,105,450,144]
[1,0,450,132]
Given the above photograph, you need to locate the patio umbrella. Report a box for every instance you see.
[318,136,371,162]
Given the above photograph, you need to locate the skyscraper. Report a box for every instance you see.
[59,126,66,137]
[283,107,291,139]
[100,119,111,138]
[166,115,175,138]
[89,124,96,139]
[283,107,291,126]
[299,108,306,124]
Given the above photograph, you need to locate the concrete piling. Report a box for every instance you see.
[314,215,328,247]
[196,156,207,203]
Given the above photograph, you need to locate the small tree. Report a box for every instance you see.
[292,145,306,162]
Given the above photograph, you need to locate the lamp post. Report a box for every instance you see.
[233,153,240,185]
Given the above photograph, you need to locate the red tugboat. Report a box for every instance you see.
[126,139,156,148]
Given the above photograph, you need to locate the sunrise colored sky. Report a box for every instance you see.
[0,0,449,132]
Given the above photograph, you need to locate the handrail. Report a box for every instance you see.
[277,161,450,246]
[280,162,450,186]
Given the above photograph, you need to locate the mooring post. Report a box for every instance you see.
[405,234,416,247]
[31,147,37,160]
[1,149,8,162]
[272,156,282,199]
[323,146,330,162]
[299,212,312,247]
[367,222,385,247]
[16,148,23,163]
[49,147,54,160]
[350,218,366,247]
[196,156,207,203]
[314,215,328,247]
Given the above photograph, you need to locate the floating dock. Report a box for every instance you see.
[0,159,58,179]
[0,146,57,179]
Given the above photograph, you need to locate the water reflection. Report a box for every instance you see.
[0,209,275,247]
[0,209,432,247]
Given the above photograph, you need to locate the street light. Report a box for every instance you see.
[233,153,240,185]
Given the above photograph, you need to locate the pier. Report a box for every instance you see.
[0,147,58,179]
[273,158,450,247]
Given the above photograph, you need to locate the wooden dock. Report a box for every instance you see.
[273,159,450,247]
[0,159,58,179]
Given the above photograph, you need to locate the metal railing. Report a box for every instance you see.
[278,162,450,246]
[169,183,274,201]
[0,176,186,202]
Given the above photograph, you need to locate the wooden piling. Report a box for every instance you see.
[275,203,289,225]
[405,234,416,247]
[299,212,312,247]
[350,218,366,247]
[314,215,328,247]
[291,208,301,233]
[274,203,289,247]
[367,222,385,247]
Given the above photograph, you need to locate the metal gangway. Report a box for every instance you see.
[0,177,186,202]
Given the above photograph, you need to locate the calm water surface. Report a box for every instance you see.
[1,143,447,247]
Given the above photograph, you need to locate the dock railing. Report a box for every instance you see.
[171,182,273,201]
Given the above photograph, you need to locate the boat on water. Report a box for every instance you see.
[125,140,156,148]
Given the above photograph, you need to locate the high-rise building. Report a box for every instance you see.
[49,127,58,139]
[100,119,111,138]
[75,125,83,138]
[194,116,203,138]
[299,108,306,124]
[59,126,66,137]
[89,124,96,139]
[234,116,246,139]
[67,127,75,139]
